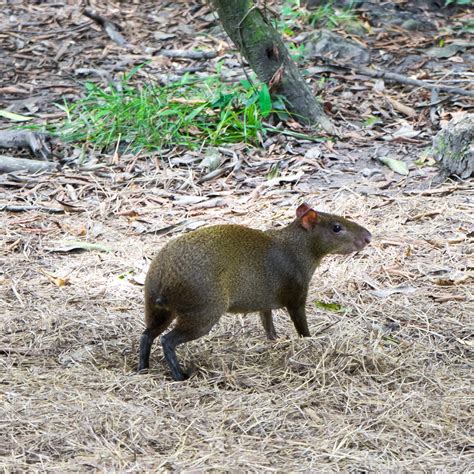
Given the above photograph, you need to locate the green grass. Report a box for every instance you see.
[279,0,363,34]
[444,0,472,5]
[49,69,289,153]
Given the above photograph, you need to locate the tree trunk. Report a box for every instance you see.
[211,0,334,133]
[433,114,473,181]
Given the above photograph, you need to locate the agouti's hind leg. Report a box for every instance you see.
[160,312,220,381]
[260,310,277,340]
[287,303,310,337]
[138,309,174,372]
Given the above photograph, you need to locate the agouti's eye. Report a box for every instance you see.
[332,224,343,233]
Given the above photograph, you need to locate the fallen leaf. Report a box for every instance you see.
[174,195,207,206]
[431,293,467,303]
[431,271,472,286]
[59,345,94,365]
[0,109,33,122]
[169,153,201,166]
[391,123,422,139]
[154,31,176,40]
[200,148,222,171]
[39,268,70,287]
[266,171,304,186]
[370,284,416,298]
[304,147,322,159]
[385,96,416,117]
[193,197,226,209]
[426,43,468,58]
[45,241,113,253]
[314,301,348,312]
[117,209,140,218]
[376,156,409,175]
[128,272,147,286]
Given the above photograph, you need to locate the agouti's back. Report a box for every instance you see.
[139,203,371,381]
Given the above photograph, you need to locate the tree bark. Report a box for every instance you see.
[211,0,334,133]
[433,114,473,180]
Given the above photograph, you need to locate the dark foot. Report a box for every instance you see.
[138,331,153,372]
[161,334,188,381]
[170,368,190,381]
[260,310,278,341]
[266,329,278,341]
[137,353,150,372]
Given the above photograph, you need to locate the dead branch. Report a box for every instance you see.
[160,49,218,60]
[0,347,46,356]
[0,155,58,174]
[320,61,474,97]
[0,204,64,213]
[357,66,474,97]
[0,129,52,160]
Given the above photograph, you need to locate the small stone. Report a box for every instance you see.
[304,30,371,65]
[401,19,422,31]
[304,147,322,160]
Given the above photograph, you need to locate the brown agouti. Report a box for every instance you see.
[139,203,371,381]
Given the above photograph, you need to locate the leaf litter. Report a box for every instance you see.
[1,0,473,472]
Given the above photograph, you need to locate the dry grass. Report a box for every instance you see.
[1,175,473,471]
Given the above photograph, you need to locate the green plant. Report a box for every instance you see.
[364,115,383,127]
[46,70,291,152]
[439,16,474,35]
[278,0,362,32]
[444,0,472,6]
[307,1,361,29]
[288,42,306,63]
[279,0,306,34]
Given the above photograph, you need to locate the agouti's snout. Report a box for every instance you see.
[357,229,372,251]
[138,203,372,381]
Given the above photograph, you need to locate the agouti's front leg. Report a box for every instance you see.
[259,310,277,340]
[287,303,310,337]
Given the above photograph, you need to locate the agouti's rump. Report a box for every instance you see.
[138,203,371,381]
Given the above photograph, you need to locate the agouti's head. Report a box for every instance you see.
[296,203,372,256]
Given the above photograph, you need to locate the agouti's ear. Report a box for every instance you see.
[300,209,319,231]
[296,202,312,218]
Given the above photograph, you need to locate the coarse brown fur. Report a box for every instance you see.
[139,204,371,380]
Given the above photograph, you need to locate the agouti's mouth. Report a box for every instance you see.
[356,231,372,251]
[343,232,372,254]
[362,230,372,246]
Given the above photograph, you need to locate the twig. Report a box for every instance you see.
[323,61,474,97]
[0,204,65,214]
[358,66,474,97]
[264,124,327,142]
[83,8,130,47]
[0,347,46,356]
[160,49,218,60]
[197,166,231,184]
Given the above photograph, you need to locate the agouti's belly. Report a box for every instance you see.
[227,296,283,314]
[225,270,291,313]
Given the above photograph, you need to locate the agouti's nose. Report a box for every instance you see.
[364,231,372,245]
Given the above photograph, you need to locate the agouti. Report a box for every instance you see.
[139,203,371,381]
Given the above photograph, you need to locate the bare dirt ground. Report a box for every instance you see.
[1,1,473,471]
